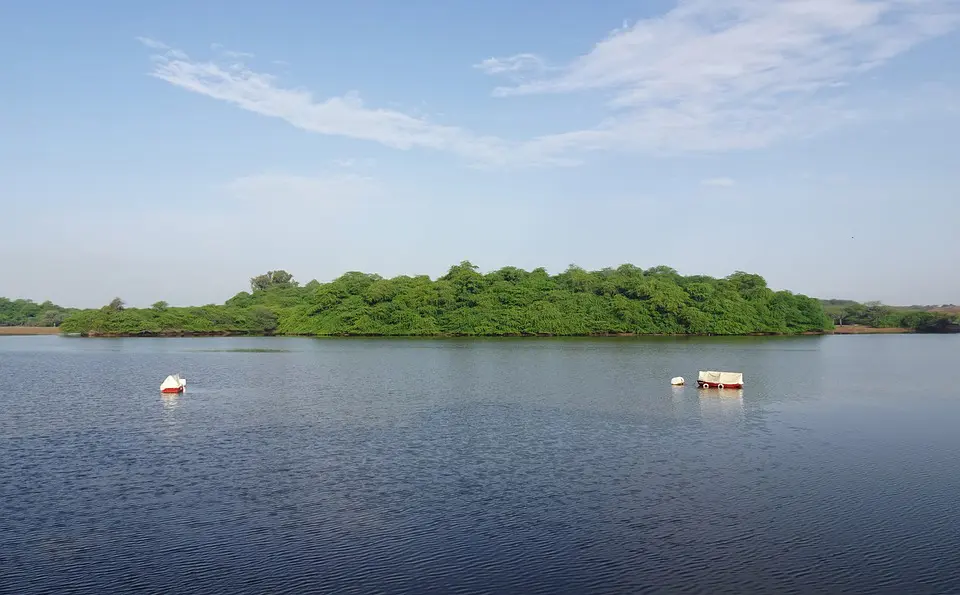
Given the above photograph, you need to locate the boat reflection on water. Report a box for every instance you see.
[160,392,181,411]
[698,388,744,424]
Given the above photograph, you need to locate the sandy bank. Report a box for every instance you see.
[831,325,912,334]
[0,327,61,336]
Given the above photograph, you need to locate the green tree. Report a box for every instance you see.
[250,270,297,292]
[249,306,279,333]
[40,310,65,326]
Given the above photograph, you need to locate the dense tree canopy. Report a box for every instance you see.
[57,263,836,336]
[0,298,74,327]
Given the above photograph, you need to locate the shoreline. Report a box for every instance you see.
[0,326,62,336]
[69,330,832,338]
[830,325,913,334]
[57,327,957,338]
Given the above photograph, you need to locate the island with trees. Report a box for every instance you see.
[4,263,956,338]
[56,262,837,337]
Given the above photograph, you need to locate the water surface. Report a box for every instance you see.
[1,335,958,594]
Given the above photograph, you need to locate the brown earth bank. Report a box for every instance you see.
[830,325,913,334]
[0,326,62,335]
[83,330,264,338]
[37,325,960,339]
[78,330,831,338]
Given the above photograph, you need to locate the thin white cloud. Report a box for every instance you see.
[138,39,575,168]
[138,1,958,168]
[481,0,960,153]
[136,36,169,50]
[225,172,381,207]
[210,42,255,59]
[702,177,736,187]
[223,50,255,59]
[331,157,378,169]
[473,53,549,81]
[139,37,188,61]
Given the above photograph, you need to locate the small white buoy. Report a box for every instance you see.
[670,376,685,386]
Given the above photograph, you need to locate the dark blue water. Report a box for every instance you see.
[1,335,959,594]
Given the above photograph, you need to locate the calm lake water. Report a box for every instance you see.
[1,335,959,594]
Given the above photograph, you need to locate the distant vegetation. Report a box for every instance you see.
[8,267,958,338]
[820,299,959,333]
[56,263,834,337]
[0,298,75,327]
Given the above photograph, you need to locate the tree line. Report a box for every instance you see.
[56,263,837,337]
[820,299,959,333]
[0,298,74,327]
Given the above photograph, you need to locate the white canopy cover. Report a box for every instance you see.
[698,371,743,385]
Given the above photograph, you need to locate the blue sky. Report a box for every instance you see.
[2,0,959,307]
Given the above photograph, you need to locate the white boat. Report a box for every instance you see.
[697,371,743,389]
[160,374,186,394]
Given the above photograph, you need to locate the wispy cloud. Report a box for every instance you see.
[225,172,381,207]
[331,157,377,169]
[473,53,550,82]
[701,177,736,187]
[137,37,188,60]
[139,1,958,168]
[480,0,960,153]
[210,42,255,59]
[138,39,574,168]
[136,36,169,50]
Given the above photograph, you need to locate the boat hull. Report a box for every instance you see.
[698,381,743,389]
[161,387,184,394]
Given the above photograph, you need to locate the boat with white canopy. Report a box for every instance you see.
[160,374,186,394]
[697,371,743,389]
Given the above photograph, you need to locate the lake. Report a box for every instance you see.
[1,335,959,594]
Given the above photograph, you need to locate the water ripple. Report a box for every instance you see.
[2,336,960,594]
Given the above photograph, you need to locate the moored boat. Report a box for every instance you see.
[697,370,743,389]
[160,374,186,394]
